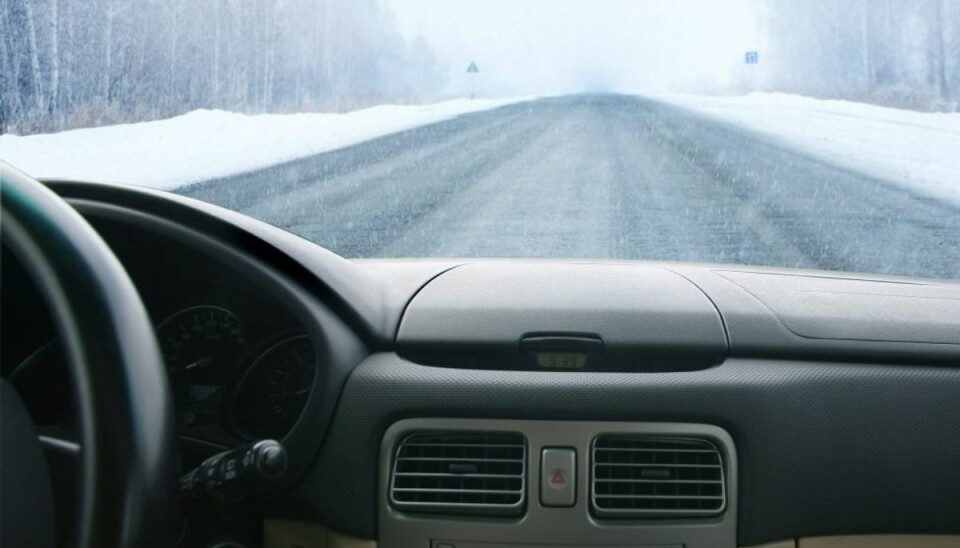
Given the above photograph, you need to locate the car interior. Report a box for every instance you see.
[2,165,960,548]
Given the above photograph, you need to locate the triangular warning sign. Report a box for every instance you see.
[550,469,566,486]
[466,62,479,73]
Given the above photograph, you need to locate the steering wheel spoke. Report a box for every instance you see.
[37,433,82,457]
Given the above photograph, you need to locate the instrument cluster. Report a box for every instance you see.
[11,304,318,444]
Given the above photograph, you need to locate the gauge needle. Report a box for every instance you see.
[173,356,213,374]
[270,388,310,401]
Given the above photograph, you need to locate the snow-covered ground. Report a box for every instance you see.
[4,93,958,209]
[0,97,530,190]
[658,92,960,207]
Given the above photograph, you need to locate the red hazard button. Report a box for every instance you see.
[540,447,576,507]
[550,469,566,486]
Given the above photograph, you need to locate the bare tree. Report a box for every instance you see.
[931,0,950,101]
[1,0,447,134]
[759,0,958,109]
[859,0,872,89]
[23,0,45,111]
[61,0,74,115]
[48,0,60,114]
[212,0,221,104]
[101,0,123,108]
[0,6,23,132]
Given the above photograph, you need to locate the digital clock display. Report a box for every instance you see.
[536,352,588,369]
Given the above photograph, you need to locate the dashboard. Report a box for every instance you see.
[3,179,960,548]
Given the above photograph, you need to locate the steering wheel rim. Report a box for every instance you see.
[1,164,177,548]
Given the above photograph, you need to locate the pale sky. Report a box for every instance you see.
[385,0,762,96]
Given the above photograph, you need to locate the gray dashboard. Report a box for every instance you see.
[378,418,738,548]
[42,181,960,547]
[304,353,960,546]
[397,262,728,359]
[388,260,960,364]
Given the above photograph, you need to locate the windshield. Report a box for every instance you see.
[1,0,958,279]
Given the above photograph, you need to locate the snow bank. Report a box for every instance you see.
[0,97,531,190]
[658,92,960,207]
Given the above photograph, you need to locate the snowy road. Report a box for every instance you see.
[179,95,960,279]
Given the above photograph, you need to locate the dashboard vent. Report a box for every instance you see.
[591,435,726,517]
[390,432,526,516]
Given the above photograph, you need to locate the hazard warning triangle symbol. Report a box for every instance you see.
[466,61,479,73]
[550,469,566,486]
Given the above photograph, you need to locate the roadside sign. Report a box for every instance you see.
[745,51,759,65]
[467,62,479,73]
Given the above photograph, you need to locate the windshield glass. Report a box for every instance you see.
[2,0,958,279]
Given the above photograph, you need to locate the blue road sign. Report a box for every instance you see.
[745,51,759,65]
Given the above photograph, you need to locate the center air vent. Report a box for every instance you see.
[591,436,726,517]
[390,432,526,516]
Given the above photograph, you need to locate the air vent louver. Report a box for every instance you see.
[390,432,526,516]
[591,436,726,517]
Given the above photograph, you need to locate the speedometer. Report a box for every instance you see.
[157,305,244,426]
[231,336,316,440]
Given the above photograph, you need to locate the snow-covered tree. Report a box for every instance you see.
[0,0,448,134]
[757,0,959,110]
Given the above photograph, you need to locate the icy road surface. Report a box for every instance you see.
[0,98,529,189]
[179,95,960,280]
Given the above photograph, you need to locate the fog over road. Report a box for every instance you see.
[179,95,960,279]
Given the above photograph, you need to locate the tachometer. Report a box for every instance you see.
[232,336,316,440]
[157,306,244,426]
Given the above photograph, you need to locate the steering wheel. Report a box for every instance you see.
[1,164,177,548]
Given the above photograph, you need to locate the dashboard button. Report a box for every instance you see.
[540,447,576,507]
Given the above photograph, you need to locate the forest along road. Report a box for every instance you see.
[179,94,960,279]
